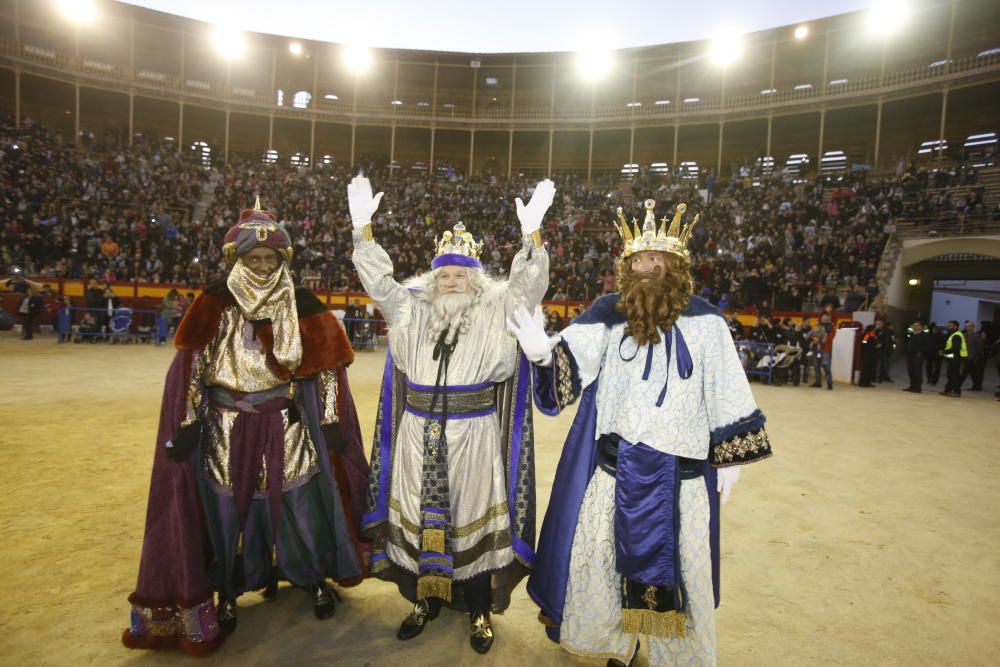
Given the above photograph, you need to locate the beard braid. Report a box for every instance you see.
[615,254,693,346]
[427,290,477,344]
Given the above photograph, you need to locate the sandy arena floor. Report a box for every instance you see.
[1,332,999,666]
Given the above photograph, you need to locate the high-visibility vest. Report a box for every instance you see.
[943,331,968,359]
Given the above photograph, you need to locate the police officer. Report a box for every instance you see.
[940,320,968,397]
[903,321,931,393]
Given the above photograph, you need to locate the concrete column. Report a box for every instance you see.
[873,100,883,169]
[547,129,554,176]
[350,123,356,168]
[128,93,134,146]
[178,101,184,153]
[468,130,475,179]
[937,90,949,160]
[587,128,594,182]
[429,127,436,174]
[507,130,514,179]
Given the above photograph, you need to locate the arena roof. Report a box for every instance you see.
[123,0,873,53]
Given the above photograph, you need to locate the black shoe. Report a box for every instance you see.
[607,640,640,667]
[903,387,920,393]
[469,612,494,654]
[312,580,336,620]
[397,599,440,640]
[810,383,821,388]
[217,597,238,635]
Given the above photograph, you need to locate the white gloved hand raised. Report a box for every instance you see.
[506,305,560,365]
[515,179,556,236]
[347,174,384,229]
[717,466,740,505]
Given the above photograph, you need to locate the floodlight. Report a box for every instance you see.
[212,26,246,59]
[289,42,303,56]
[708,29,744,66]
[57,0,97,24]
[907,278,919,286]
[794,25,809,40]
[867,0,911,36]
[343,44,373,74]
[575,48,613,81]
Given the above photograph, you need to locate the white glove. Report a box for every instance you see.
[515,179,556,236]
[506,305,560,365]
[347,174,384,229]
[717,466,740,505]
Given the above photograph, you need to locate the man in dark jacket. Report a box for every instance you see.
[903,321,931,393]
[876,319,896,382]
[926,322,947,385]
[940,320,967,397]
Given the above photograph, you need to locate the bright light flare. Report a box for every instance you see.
[289,42,303,56]
[57,0,97,24]
[575,48,614,81]
[794,25,809,40]
[867,0,912,36]
[212,25,246,60]
[342,44,373,74]
[708,29,744,66]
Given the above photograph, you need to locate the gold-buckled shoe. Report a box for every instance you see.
[469,612,494,654]
[397,599,439,640]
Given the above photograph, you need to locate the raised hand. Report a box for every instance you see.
[515,179,556,236]
[506,305,560,365]
[347,174,384,229]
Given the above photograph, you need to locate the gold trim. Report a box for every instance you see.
[620,608,688,638]
[530,230,543,248]
[362,223,373,242]
[388,497,508,538]
[712,429,772,465]
[421,528,446,554]
[417,575,453,602]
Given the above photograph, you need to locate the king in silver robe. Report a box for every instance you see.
[348,175,554,655]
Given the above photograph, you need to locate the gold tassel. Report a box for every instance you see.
[421,528,446,554]
[620,609,688,638]
[417,575,452,603]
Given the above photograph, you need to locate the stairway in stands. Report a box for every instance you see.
[190,170,223,226]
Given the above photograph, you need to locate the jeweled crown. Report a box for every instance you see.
[615,199,699,259]
[434,221,484,260]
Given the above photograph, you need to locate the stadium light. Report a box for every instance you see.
[575,48,614,81]
[57,0,97,24]
[708,29,744,66]
[289,42,303,56]
[794,25,809,40]
[867,0,912,36]
[212,25,246,60]
[342,44,373,74]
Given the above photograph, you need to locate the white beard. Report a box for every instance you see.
[427,290,477,344]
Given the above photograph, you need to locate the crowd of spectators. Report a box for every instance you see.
[1,111,208,285]
[1,112,989,314]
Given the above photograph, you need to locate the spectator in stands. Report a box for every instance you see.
[160,288,182,332]
[344,298,363,344]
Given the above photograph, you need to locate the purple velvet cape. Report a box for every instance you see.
[125,350,369,638]
[361,346,537,611]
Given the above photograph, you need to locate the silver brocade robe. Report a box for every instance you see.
[352,234,548,580]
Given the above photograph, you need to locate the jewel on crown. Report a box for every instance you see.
[434,221,484,260]
[614,199,700,259]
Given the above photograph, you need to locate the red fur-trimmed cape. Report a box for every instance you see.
[174,284,353,377]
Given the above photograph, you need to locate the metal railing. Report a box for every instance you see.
[3,38,999,126]
[894,214,1000,239]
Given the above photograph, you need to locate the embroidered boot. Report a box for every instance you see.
[397,599,440,640]
[469,612,494,654]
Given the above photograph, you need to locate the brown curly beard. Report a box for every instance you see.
[615,253,693,346]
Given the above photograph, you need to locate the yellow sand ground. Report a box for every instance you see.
[1,334,998,666]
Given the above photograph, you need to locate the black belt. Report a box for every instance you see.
[596,433,706,479]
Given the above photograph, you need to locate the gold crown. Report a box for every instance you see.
[615,199,699,259]
[434,221,484,260]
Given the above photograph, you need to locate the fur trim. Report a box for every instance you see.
[296,311,355,376]
[174,294,228,350]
